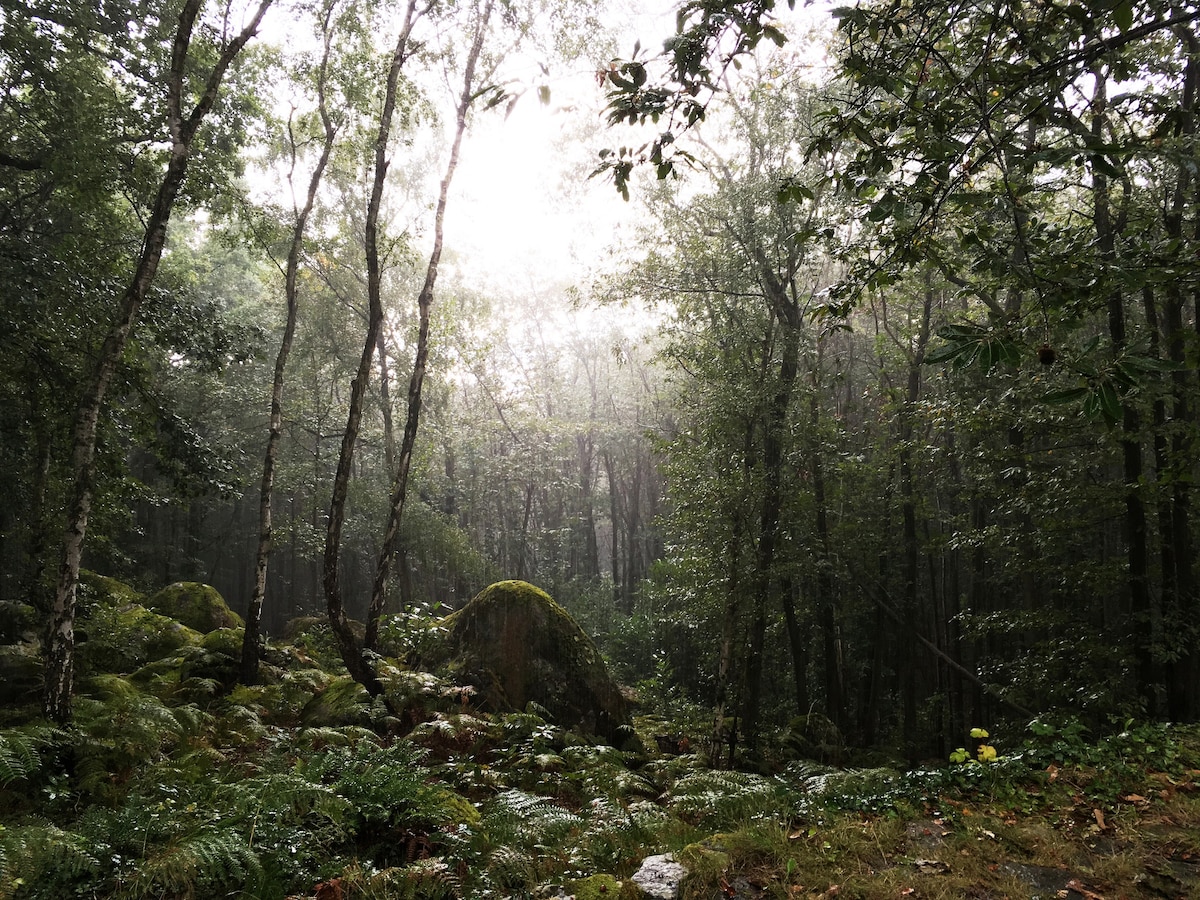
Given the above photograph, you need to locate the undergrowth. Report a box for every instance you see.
[2,634,1198,900]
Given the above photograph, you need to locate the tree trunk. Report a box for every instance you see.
[364,0,494,650]
[1091,65,1160,712]
[242,9,340,684]
[324,0,424,691]
[44,0,272,722]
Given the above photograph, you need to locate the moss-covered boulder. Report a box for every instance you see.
[301,675,373,728]
[0,643,43,706]
[428,580,633,746]
[0,600,40,644]
[148,582,243,634]
[78,599,201,675]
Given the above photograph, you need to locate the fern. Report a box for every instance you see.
[482,789,585,847]
[71,680,208,802]
[0,822,105,900]
[409,713,491,753]
[116,825,261,900]
[296,725,379,749]
[486,844,536,888]
[0,724,61,788]
[341,858,462,900]
[666,769,788,829]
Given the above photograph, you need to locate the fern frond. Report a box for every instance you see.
[118,825,260,900]
[667,769,786,829]
[409,713,490,751]
[482,789,585,846]
[488,844,536,888]
[0,724,62,787]
[296,725,380,749]
[0,822,104,898]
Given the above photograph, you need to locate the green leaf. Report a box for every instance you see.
[1113,0,1133,31]
[1099,381,1122,423]
[1042,387,1089,404]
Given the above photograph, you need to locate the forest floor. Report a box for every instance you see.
[3,592,1200,900]
[749,752,1200,900]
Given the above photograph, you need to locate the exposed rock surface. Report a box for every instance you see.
[630,854,687,900]
[428,580,633,746]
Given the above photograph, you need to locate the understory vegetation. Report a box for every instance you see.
[2,611,1198,899]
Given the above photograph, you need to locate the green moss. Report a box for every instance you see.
[431,580,633,745]
[79,602,201,675]
[79,571,146,608]
[569,873,633,900]
[148,582,243,634]
[300,675,371,727]
[201,627,245,657]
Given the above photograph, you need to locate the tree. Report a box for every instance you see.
[29,0,272,722]
[241,0,351,684]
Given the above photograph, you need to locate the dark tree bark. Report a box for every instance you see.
[324,0,427,692]
[242,3,341,685]
[364,0,494,650]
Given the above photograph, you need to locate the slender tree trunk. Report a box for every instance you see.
[812,391,843,734]
[1162,28,1198,718]
[602,448,622,601]
[710,419,755,767]
[364,0,494,649]
[1091,66,1159,711]
[242,8,340,684]
[324,0,425,690]
[897,283,933,749]
[741,310,800,753]
[43,0,272,722]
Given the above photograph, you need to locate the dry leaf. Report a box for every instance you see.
[1064,878,1107,900]
[1092,808,1107,830]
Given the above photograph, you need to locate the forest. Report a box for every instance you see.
[3,0,1200,897]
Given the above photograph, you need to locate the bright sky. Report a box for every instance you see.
[443,0,835,295]
[443,0,673,292]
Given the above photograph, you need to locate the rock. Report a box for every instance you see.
[148,582,243,634]
[0,643,43,705]
[301,675,372,727]
[631,853,688,900]
[429,580,634,746]
[78,601,201,675]
[0,600,40,644]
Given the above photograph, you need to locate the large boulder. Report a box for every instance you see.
[148,582,243,634]
[75,573,200,675]
[430,580,633,746]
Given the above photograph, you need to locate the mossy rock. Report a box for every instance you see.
[78,601,201,675]
[201,626,245,657]
[0,600,40,644]
[79,571,146,608]
[0,643,43,706]
[426,580,633,746]
[148,582,243,634]
[569,874,638,900]
[301,675,372,727]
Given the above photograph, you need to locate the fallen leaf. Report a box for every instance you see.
[914,859,951,874]
[1047,764,1059,782]
[1092,808,1107,830]
[1122,794,1147,804]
